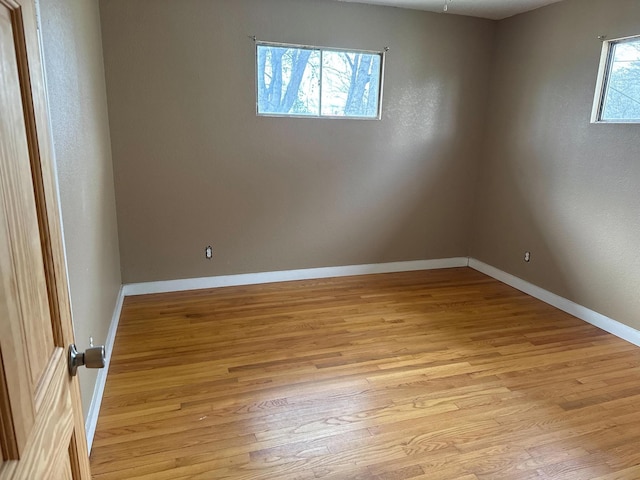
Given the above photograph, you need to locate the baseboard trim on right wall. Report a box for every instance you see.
[468,258,640,348]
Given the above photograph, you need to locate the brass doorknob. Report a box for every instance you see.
[68,344,106,376]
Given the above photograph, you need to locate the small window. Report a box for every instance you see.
[256,42,384,119]
[593,35,640,123]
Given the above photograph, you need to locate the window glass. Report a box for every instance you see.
[321,51,381,118]
[597,36,640,123]
[256,43,383,119]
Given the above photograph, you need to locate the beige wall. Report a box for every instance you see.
[39,0,122,419]
[470,0,640,328]
[97,0,640,332]
[99,0,495,283]
[32,0,640,430]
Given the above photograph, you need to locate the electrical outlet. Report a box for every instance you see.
[524,251,531,263]
[205,246,213,259]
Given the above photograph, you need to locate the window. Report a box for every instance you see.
[592,35,640,123]
[256,42,384,119]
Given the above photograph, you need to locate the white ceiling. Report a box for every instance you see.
[335,0,565,20]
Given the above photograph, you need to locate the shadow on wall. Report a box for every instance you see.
[470,139,573,304]
[471,91,640,326]
[227,72,477,269]
[468,0,640,330]
[101,0,495,283]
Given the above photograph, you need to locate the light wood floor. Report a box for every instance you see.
[90,268,640,479]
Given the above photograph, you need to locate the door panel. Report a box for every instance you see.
[0,0,91,478]
[53,455,73,480]
[0,0,55,400]
[0,1,37,455]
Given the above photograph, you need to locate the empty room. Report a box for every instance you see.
[1,0,639,478]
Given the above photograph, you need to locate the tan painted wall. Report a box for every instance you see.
[39,0,122,419]
[99,0,495,283]
[32,0,640,427]
[470,0,640,329]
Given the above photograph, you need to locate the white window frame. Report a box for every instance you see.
[255,41,386,120]
[591,34,640,124]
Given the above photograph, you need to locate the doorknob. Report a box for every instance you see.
[68,344,106,376]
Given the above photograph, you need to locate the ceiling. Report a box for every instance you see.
[334,0,565,20]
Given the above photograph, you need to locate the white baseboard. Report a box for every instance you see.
[469,258,640,348]
[123,257,470,296]
[85,285,125,453]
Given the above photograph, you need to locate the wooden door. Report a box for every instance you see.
[0,0,91,478]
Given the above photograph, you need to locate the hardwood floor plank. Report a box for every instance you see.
[90,268,640,478]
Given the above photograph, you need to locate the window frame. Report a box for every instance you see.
[254,40,386,120]
[591,34,640,124]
